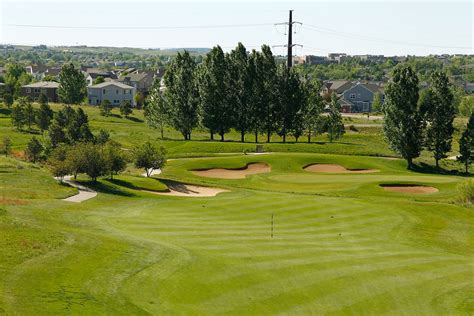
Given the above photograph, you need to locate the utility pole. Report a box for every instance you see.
[274,10,302,70]
[287,10,293,69]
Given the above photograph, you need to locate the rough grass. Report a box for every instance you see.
[0,154,473,314]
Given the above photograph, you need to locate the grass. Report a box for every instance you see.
[0,152,473,314]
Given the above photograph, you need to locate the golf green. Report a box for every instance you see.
[0,153,473,314]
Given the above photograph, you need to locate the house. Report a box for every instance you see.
[25,64,49,79]
[322,80,354,96]
[87,82,136,107]
[21,81,60,102]
[118,72,154,95]
[340,82,384,113]
[84,68,118,86]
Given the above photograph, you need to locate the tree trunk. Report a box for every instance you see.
[295,136,299,143]
[466,162,469,174]
[282,133,286,144]
[435,158,439,169]
[220,133,224,142]
[241,130,245,143]
[255,130,258,143]
[210,132,214,141]
[307,132,311,143]
[267,130,271,143]
[407,157,413,170]
[160,125,164,140]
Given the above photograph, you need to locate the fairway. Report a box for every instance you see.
[1,153,473,315]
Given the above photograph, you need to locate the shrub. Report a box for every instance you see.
[349,125,358,132]
[456,180,473,204]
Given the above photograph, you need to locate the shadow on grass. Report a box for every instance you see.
[0,108,12,116]
[78,179,136,197]
[125,116,144,123]
[411,162,470,177]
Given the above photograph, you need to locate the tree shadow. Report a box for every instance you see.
[0,108,12,116]
[78,179,136,197]
[125,116,144,123]
[410,162,468,176]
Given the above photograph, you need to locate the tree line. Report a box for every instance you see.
[383,65,472,171]
[144,44,344,143]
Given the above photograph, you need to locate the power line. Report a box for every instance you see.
[3,23,275,30]
[302,24,471,50]
[274,10,303,69]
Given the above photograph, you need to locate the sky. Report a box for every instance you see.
[0,0,472,56]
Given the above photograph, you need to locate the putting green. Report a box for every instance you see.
[0,153,473,315]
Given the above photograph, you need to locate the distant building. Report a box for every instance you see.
[327,53,347,63]
[21,81,60,102]
[322,80,354,96]
[293,55,330,66]
[340,82,384,113]
[464,83,474,94]
[87,82,136,107]
[84,68,118,86]
[118,72,154,95]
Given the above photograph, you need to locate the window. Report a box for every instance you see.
[350,93,356,100]
[26,88,31,93]
[114,100,119,104]
[34,88,40,93]
[103,89,106,94]
[116,90,119,94]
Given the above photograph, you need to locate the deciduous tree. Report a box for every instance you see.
[326,94,345,142]
[458,114,473,173]
[133,141,166,177]
[25,136,43,163]
[423,71,456,168]
[163,51,199,140]
[36,93,53,131]
[145,81,169,140]
[383,65,423,169]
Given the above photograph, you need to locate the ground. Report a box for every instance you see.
[0,104,473,314]
[0,152,473,314]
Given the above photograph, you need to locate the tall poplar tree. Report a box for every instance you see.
[163,51,199,140]
[423,71,456,168]
[199,46,233,141]
[383,65,423,169]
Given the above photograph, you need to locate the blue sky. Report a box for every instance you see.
[1,0,472,56]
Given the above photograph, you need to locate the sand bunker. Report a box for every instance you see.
[380,184,438,194]
[143,180,228,197]
[304,164,379,174]
[192,163,271,179]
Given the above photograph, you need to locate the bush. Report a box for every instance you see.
[456,180,473,204]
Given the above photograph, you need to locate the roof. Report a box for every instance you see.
[89,82,135,89]
[119,72,150,82]
[22,81,59,88]
[326,80,353,93]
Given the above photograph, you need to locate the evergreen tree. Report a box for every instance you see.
[25,136,43,163]
[48,145,71,181]
[423,71,456,168]
[3,91,13,108]
[95,129,110,145]
[163,51,199,140]
[11,100,26,130]
[145,81,169,140]
[48,121,66,148]
[199,45,233,141]
[326,94,345,142]
[36,94,53,131]
[119,100,133,117]
[383,65,423,169]
[2,136,11,157]
[100,99,112,117]
[458,114,473,173]
[58,63,87,105]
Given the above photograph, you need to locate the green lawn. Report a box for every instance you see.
[0,152,473,314]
